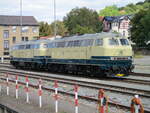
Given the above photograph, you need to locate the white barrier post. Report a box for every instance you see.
[6,73,9,95]
[74,85,79,113]
[38,79,42,108]
[54,81,58,113]
[1,57,4,63]
[0,79,1,93]
[25,76,29,103]
[15,75,18,99]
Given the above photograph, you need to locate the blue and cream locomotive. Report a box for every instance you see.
[10,32,134,77]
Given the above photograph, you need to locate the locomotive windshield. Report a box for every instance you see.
[120,39,129,45]
[109,39,119,45]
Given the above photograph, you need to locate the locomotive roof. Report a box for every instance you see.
[13,32,122,46]
[52,32,122,42]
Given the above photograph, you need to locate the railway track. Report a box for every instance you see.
[1,63,150,76]
[0,68,150,95]
[0,74,150,113]
[1,63,150,77]
[0,67,150,112]
[0,63,150,85]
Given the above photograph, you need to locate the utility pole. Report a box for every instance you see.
[54,0,56,38]
[20,0,22,41]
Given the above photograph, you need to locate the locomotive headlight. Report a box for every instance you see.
[111,57,114,60]
[128,57,132,60]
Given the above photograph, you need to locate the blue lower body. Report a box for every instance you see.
[10,56,133,77]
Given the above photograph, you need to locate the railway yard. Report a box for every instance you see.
[0,56,150,113]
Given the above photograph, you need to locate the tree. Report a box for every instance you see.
[63,7,102,35]
[99,5,122,16]
[72,25,94,34]
[39,22,52,37]
[50,21,68,36]
[131,8,150,47]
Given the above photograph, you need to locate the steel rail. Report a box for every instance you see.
[0,77,150,113]
[0,68,150,98]
[0,64,150,85]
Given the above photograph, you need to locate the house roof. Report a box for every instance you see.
[0,15,39,26]
[103,15,133,23]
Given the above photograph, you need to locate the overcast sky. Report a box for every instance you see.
[0,0,145,23]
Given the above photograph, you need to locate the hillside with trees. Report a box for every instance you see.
[99,0,150,47]
[131,7,150,47]
[99,0,150,16]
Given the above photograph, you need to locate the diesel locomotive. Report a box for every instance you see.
[10,32,134,77]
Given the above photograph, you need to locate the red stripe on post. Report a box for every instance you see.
[75,99,78,106]
[16,85,18,89]
[26,76,29,82]
[16,75,18,80]
[74,85,78,92]
[54,80,58,88]
[38,89,42,96]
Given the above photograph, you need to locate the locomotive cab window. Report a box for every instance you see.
[120,39,129,45]
[95,39,103,46]
[109,38,119,45]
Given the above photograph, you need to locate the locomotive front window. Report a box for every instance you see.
[120,39,129,45]
[109,39,119,45]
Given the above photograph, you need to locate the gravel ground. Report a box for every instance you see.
[134,56,150,66]
[134,56,150,74]
[127,75,150,81]
[0,81,98,113]
[1,74,150,112]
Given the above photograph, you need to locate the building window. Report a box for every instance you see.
[12,37,16,43]
[12,26,17,32]
[3,52,9,56]
[32,27,38,33]
[22,37,25,41]
[4,40,9,49]
[22,37,28,41]
[22,26,29,32]
[3,30,9,38]
[25,37,28,41]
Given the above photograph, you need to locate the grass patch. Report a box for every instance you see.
[134,52,143,58]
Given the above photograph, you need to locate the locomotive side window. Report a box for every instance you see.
[48,42,55,48]
[31,44,35,49]
[26,44,31,49]
[34,44,40,49]
[83,39,94,46]
[95,39,103,46]
[67,41,74,47]
[19,45,25,49]
[74,40,80,47]
[120,39,129,45]
[56,41,66,47]
[109,39,119,45]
